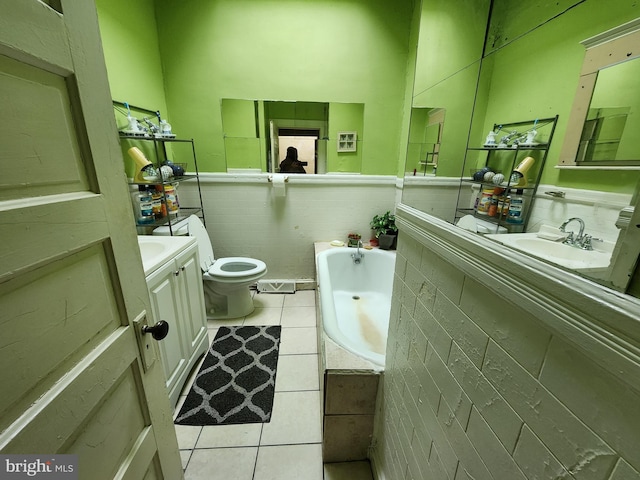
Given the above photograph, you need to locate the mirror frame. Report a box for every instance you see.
[559,17,640,168]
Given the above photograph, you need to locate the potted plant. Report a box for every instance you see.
[347,232,361,247]
[370,211,398,250]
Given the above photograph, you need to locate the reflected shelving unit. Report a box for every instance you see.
[455,115,558,233]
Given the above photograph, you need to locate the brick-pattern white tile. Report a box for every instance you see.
[371,232,640,480]
[177,178,397,279]
[483,340,617,477]
[448,343,522,452]
[540,338,640,471]
[609,459,640,480]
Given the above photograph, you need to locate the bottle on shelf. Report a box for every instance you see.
[477,187,493,215]
[498,194,510,218]
[131,186,154,225]
[506,189,525,224]
[150,186,165,219]
[164,183,180,217]
[488,194,499,217]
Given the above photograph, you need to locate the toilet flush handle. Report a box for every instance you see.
[142,320,169,341]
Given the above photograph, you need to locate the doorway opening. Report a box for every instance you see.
[278,128,319,174]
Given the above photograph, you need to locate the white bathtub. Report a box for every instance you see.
[316,246,396,368]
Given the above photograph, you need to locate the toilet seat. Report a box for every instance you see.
[183,216,267,282]
[155,215,267,283]
[206,257,267,282]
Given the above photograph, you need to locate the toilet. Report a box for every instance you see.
[153,215,267,319]
[456,215,508,234]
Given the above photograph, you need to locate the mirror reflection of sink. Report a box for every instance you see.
[485,233,614,271]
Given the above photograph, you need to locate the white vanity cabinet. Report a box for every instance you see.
[144,240,209,408]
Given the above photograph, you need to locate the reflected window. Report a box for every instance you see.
[578,107,630,163]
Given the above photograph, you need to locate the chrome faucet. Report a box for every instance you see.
[351,240,364,264]
[560,217,585,241]
[559,217,598,250]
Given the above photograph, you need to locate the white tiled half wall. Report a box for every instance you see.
[177,174,397,280]
[370,225,640,480]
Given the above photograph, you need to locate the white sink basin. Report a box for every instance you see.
[138,239,168,263]
[486,233,614,271]
[137,235,195,275]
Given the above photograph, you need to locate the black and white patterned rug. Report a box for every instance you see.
[174,325,281,426]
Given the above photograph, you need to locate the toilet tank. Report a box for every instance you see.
[476,218,507,234]
[152,218,190,236]
[456,215,508,234]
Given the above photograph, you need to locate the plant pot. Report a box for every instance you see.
[378,234,397,250]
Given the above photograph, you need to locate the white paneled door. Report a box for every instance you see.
[0,1,182,478]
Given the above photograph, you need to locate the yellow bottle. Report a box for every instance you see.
[510,156,535,187]
[128,147,158,182]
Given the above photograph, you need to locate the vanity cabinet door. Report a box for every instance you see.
[175,246,208,352]
[145,243,209,408]
[146,260,187,395]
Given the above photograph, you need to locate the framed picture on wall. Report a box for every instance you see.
[337,131,357,152]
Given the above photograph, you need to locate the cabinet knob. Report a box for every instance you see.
[142,321,169,340]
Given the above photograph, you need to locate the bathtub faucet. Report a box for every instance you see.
[351,240,364,264]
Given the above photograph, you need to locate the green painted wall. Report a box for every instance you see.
[152,0,415,174]
[95,0,167,126]
[266,102,326,123]
[220,99,262,169]
[221,99,257,138]
[328,102,365,173]
[95,0,169,178]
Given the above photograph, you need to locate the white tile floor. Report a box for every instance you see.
[173,290,374,480]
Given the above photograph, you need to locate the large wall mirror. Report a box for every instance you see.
[402,1,640,294]
[559,19,640,167]
[221,99,364,174]
[401,0,488,218]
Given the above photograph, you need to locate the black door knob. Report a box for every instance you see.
[142,321,169,340]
